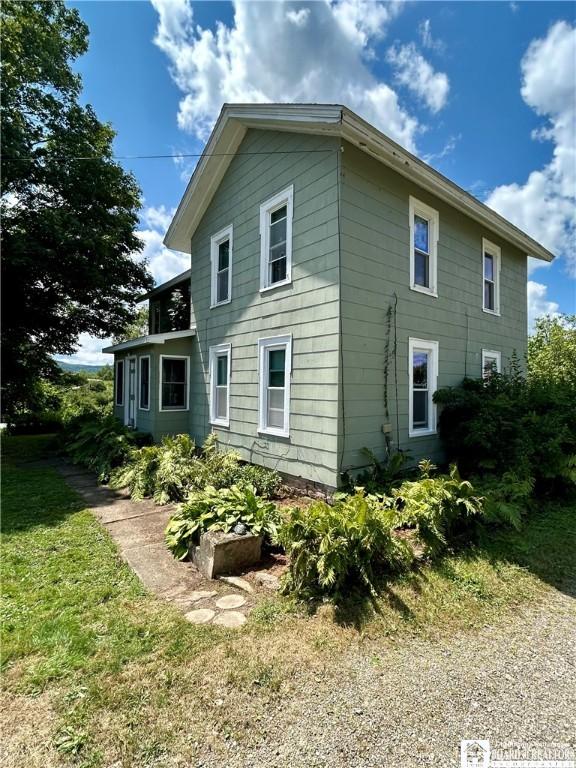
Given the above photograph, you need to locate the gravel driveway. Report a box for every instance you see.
[202,584,576,768]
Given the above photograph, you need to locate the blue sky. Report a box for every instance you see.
[62,1,575,364]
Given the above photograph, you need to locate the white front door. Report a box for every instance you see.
[125,357,137,428]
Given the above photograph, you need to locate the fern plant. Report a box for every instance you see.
[278,489,413,597]
[393,461,484,557]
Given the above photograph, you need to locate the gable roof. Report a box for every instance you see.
[165,103,554,264]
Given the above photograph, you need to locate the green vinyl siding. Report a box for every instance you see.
[187,128,341,487]
[339,140,527,474]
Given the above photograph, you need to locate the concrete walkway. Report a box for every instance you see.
[57,463,255,627]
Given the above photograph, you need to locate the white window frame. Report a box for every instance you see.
[258,334,292,438]
[409,196,439,297]
[482,238,501,315]
[210,224,233,308]
[259,185,294,292]
[115,359,125,406]
[158,354,190,412]
[481,349,501,379]
[408,338,439,438]
[138,355,150,411]
[209,343,231,428]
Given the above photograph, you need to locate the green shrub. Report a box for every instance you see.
[340,447,410,494]
[393,461,484,557]
[165,484,280,560]
[111,432,281,504]
[277,490,413,598]
[473,472,534,531]
[65,415,151,481]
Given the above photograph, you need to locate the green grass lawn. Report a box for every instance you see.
[2,434,575,767]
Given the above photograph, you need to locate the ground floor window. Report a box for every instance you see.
[160,355,189,411]
[139,356,150,410]
[408,338,438,437]
[481,349,501,379]
[115,359,124,406]
[258,335,292,438]
[209,344,231,427]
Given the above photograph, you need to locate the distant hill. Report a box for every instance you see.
[58,361,109,374]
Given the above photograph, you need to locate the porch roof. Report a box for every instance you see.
[102,328,196,354]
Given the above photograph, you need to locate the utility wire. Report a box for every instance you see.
[1,148,338,162]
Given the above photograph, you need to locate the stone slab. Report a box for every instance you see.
[192,531,262,579]
[215,594,246,610]
[212,611,247,628]
[185,608,216,624]
[217,576,254,593]
[106,508,172,549]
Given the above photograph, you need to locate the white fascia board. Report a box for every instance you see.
[102,328,196,354]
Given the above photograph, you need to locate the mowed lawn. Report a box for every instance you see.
[1,434,575,768]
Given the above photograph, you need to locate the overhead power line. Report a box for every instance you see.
[1,148,338,162]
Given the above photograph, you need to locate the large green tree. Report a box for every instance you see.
[1,0,153,415]
[528,314,576,390]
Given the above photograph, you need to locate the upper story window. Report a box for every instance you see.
[409,196,439,297]
[210,225,233,307]
[258,335,292,438]
[209,344,231,427]
[260,186,293,292]
[139,356,150,410]
[408,338,438,437]
[482,238,501,314]
[482,349,501,379]
[115,359,124,406]
[159,355,189,411]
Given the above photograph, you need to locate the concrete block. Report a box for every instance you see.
[191,531,262,579]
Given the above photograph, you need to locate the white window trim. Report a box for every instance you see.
[115,359,125,406]
[482,237,501,316]
[408,338,439,438]
[158,354,190,412]
[409,196,439,298]
[138,355,150,411]
[209,343,231,428]
[258,334,292,438]
[210,224,233,308]
[259,185,294,293]
[481,349,501,378]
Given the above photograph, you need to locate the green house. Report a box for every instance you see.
[103,104,554,489]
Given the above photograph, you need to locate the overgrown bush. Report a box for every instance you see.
[165,484,280,560]
[65,415,151,481]
[393,461,484,557]
[340,446,410,494]
[110,432,281,504]
[434,366,576,493]
[472,472,534,531]
[277,490,413,598]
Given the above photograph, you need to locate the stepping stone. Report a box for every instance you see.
[213,611,247,628]
[184,608,216,624]
[177,590,217,604]
[215,594,246,610]
[217,575,254,593]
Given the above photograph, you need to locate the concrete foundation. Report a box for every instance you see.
[191,531,262,579]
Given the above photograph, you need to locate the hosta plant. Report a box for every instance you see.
[165,484,280,560]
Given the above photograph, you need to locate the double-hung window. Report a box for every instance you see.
[408,338,439,437]
[210,225,233,306]
[115,360,125,406]
[482,238,501,314]
[258,335,292,437]
[159,355,189,411]
[481,349,501,379]
[409,196,439,296]
[209,344,231,427]
[260,186,293,291]
[139,356,150,410]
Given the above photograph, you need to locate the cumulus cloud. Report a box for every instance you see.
[527,280,560,330]
[59,206,188,366]
[150,0,421,151]
[387,42,450,113]
[485,21,576,277]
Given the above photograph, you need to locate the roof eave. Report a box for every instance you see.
[102,328,196,354]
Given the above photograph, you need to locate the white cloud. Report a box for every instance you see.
[485,22,576,278]
[59,206,188,366]
[387,42,450,113]
[527,280,560,331]
[151,0,421,152]
[418,19,445,54]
